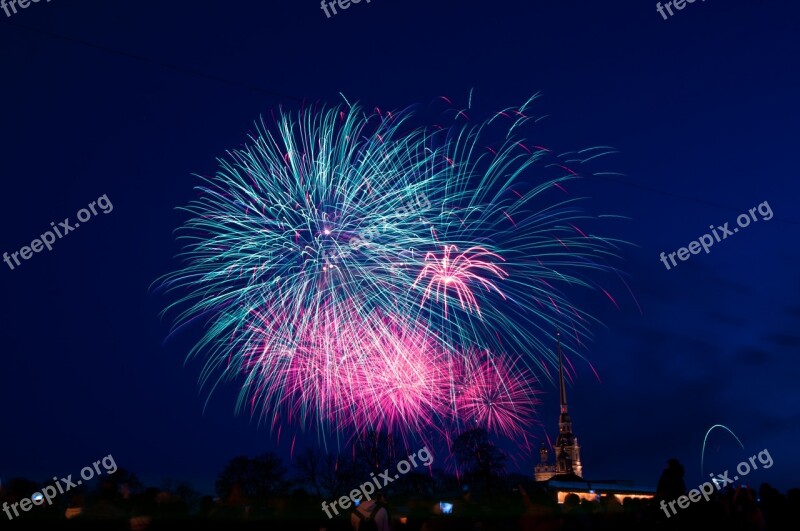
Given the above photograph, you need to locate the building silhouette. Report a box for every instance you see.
[535,331,583,481]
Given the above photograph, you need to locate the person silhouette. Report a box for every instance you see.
[655,458,687,527]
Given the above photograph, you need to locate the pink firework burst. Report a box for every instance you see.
[413,245,508,317]
[240,303,366,430]
[455,352,539,438]
[350,321,453,435]
[242,304,459,435]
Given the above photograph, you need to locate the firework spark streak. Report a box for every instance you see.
[158,96,627,441]
[413,245,507,318]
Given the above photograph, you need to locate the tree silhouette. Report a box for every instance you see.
[452,428,507,494]
[100,467,144,496]
[293,447,325,498]
[216,453,286,502]
[352,430,399,475]
[161,478,201,514]
[293,447,358,499]
[2,477,39,500]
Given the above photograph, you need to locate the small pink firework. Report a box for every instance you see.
[455,352,539,439]
[412,245,508,317]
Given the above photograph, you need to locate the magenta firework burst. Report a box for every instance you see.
[159,96,626,440]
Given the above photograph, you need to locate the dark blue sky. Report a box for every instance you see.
[1,1,798,496]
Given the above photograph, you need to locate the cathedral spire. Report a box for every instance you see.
[533,330,583,480]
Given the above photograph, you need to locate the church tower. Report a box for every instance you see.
[535,331,583,481]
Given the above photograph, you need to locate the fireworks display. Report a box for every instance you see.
[159,96,625,442]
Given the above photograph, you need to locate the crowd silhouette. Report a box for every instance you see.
[1,449,797,530]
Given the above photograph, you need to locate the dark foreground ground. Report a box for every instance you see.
[1,484,799,531]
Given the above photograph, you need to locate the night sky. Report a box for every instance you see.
[1,1,798,496]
